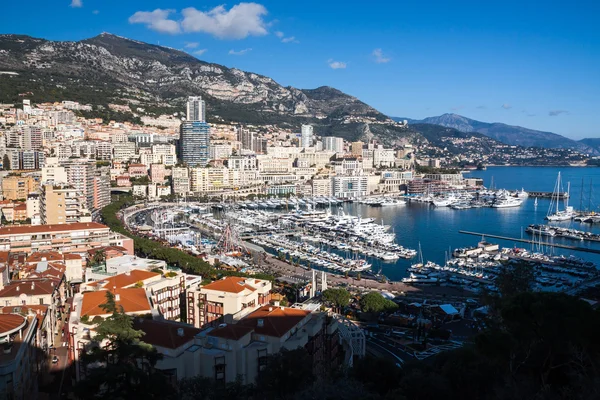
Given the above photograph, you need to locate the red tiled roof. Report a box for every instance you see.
[90,270,160,290]
[0,314,26,335]
[0,222,108,236]
[209,324,254,341]
[63,254,82,260]
[236,306,310,338]
[26,252,63,263]
[80,288,151,317]
[132,319,201,349]
[0,279,58,298]
[202,277,257,294]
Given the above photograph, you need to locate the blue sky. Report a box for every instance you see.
[2,0,600,139]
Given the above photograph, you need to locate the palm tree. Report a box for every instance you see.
[92,249,106,267]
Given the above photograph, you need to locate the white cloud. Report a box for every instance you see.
[185,42,199,49]
[181,3,268,39]
[328,59,347,69]
[92,10,99,15]
[129,9,181,34]
[229,48,252,55]
[281,36,297,43]
[70,0,83,8]
[193,49,208,56]
[501,103,512,109]
[372,48,390,63]
[275,31,284,38]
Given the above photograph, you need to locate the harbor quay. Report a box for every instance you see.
[258,248,477,300]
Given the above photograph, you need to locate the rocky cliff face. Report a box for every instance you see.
[0,33,383,125]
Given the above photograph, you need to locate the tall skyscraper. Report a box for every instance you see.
[178,121,210,167]
[186,96,206,122]
[301,125,313,148]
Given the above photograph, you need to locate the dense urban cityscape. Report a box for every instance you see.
[1,1,600,398]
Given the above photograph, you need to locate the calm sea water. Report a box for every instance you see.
[344,166,600,281]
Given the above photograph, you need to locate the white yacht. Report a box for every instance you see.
[546,172,576,221]
[491,197,523,208]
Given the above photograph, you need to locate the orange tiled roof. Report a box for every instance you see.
[237,305,310,338]
[26,251,63,264]
[80,288,151,317]
[0,279,58,298]
[209,324,254,341]
[132,319,201,349]
[90,270,160,290]
[202,277,257,294]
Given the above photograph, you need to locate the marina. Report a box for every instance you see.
[126,167,600,286]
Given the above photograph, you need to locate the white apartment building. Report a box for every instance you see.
[209,144,233,160]
[186,276,272,329]
[323,136,344,153]
[373,148,396,168]
[300,125,313,148]
[257,156,294,174]
[172,167,190,195]
[332,175,369,198]
[42,157,68,183]
[113,142,137,162]
[226,156,258,171]
[311,178,333,196]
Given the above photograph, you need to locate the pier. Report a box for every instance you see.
[459,230,600,255]
[527,191,570,199]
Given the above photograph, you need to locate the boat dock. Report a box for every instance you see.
[459,230,600,255]
[528,191,570,199]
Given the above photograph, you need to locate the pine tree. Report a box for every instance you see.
[74,292,172,399]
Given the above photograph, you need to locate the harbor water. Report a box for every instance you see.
[343,166,600,282]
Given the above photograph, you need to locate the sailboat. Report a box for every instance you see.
[546,172,575,221]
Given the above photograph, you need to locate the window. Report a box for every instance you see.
[257,349,268,373]
[214,356,226,382]
[39,298,44,305]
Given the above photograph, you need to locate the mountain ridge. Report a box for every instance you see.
[0,33,390,126]
[392,113,596,154]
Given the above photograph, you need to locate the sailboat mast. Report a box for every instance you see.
[556,172,560,214]
[566,181,570,209]
[589,179,593,211]
[580,177,584,212]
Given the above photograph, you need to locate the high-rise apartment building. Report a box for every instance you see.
[323,136,344,153]
[300,125,313,148]
[186,96,206,122]
[40,184,90,225]
[178,121,210,167]
[63,159,96,212]
[93,175,110,211]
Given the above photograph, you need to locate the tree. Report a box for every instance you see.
[91,248,107,267]
[74,292,171,400]
[322,288,351,313]
[359,292,398,313]
[496,261,536,298]
[2,154,9,170]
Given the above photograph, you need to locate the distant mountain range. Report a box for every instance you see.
[393,114,598,155]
